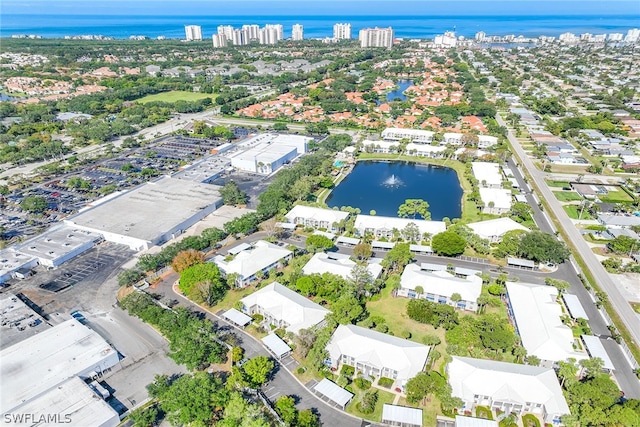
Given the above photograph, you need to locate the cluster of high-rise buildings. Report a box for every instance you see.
[184,23,395,48]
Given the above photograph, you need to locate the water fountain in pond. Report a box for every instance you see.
[383,174,403,188]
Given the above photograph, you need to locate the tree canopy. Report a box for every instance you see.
[397,199,431,220]
[432,231,467,256]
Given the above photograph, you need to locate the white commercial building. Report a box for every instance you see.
[478,135,499,149]
[478,188,512,215]
[399,264,482,311]
[184,25,203,41]
[212,240,292,287]
[472,162,503,188]
[4,376,119,427]
[447,356,570,424]
[0,319,119,414]
[240,282,329,334]
[434,31,457,48]
[506,282,587,366]
[333,23,352,40]
[326,324,430,385]
[65,176,223,251]
[14,224,102,268]
[359,27,394,48]
[354,215,446,240]
[292,24,304,41]
[382,127,434,143]
[0,249,37,284]
[467,218,530,243]
[229,133,311,174]
[302,252,383,281]
[285,205,349,231]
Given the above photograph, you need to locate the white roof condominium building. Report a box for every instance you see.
[471,162,503,188]
[382,127,434,143]
[333,23,352,40]
[399,264,482,312]
[478,188,512,215]
[240,282,330,334]
[447,356,570,424]
[292,24,304,41]
[326,324,430,385]
[212,240,292,287]
[185,25,203,41]
[359,27,394,48]
[505,282,587,366]
[285,205,350,230]
[0,319,119,414]
[467,218,530,243]
[478,135,499,149]
[354,215,446,240]
[303,252,383,281]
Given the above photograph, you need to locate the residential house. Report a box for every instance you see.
[447,356,570,424]
[478,188,512,215]
[211,240,292,287]
[354,215,446,240]
[505,282,587,366]
[240,282,329,334]
[302,252,383,280]
[398,264,482,311]
[285,205,349,231]
[326,324,431,385]
[467,218,530,243]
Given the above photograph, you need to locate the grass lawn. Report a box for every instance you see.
[550,164,588,174]
[346,387,396,421]
[367,287,447,348]
[563,205,593,220]
[355,153,481,222]
[136,90,216,104]
[631,302,640,314]
[600,188,634,204]
[522,413,542,427]
[553,191,583,202]
[545,180,571,188]
[208,286,255,312]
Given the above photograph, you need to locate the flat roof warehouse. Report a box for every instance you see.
[65,176,223,250]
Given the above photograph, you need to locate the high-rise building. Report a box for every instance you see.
[242,24,261,42]
[231,29,246,46]
[333,23,352,40]
[259,24,283,45]
[359,27,394,48]
[217,25,235,41]
[608,33,624,41]
[475,31,486,42]
[434,31,457,47]
[184,25,202,41]
[625,28,640,43]
[212,34,227,48]
[292,24,304,41]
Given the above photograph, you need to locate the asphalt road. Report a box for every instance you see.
[498,113,640,397]
[149,274,366,427]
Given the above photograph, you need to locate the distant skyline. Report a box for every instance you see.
[3,0,640,16]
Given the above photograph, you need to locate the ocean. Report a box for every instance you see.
[1,14,639,40]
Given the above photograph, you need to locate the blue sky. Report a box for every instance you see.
[3,0,640,16]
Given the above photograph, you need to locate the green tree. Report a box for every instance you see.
[432,231,466,256]
[305,234,334,253]
[275,395,298,426]
[220,180,248,206]
[155,372,229,426]
[405,371,446,404]
[242,356,275,387]
[128,406,159,427]
[381,243,413,273]
[329,294,364,324]
[397,199,431,220]
[178,263,227,304]
[608,235,637,255]
[357,389,379,414]
[297,409,320,427]
[352,242,373,261]
[20,195,47,212]
[518,231,571,264]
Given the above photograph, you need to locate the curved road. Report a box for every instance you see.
[497,114,640,368]
[150,273,366,427]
